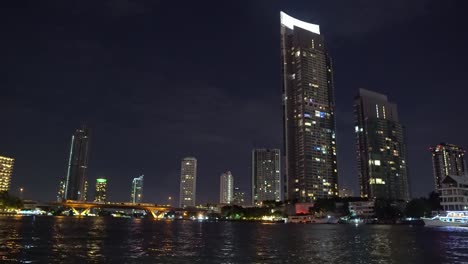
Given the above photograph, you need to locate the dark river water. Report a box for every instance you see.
[1,216,468,263]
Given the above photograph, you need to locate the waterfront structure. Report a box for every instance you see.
[233,187,246,206]
[439,175,468,211]
[0,156,14,192]
[281,12,338,202]
[349,201,375,218]
[354,89,409,201]
[179,157,197,208]
[252,149,281,205]
[131,175,144,203]
[431,143,466,192]
[63,125,91,201]
[94,178,107,202]
[219,171,234,204]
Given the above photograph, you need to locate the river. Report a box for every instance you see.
[1,216,467,263]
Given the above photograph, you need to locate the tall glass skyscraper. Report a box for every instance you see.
[219,171,234,204]
[354,89,409,200]
[179,157,197,208]
[281,12,338,202]
[63,125,90,201]
[252,149,281,205]
[431,143,466,191]
[131,175,144,203]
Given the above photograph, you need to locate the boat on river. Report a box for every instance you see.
[423,211,468,227]
[287,215,338,224]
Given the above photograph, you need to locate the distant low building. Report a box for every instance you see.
[439,175,468,211]
[339,188,354,198]
[233,187,245,206]
[349,201,375,218]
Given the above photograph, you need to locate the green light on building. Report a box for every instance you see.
[97,178,107,183]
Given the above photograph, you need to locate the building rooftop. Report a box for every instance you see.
[280,11,320,35]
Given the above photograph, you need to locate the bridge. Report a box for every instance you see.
[51,201,175,218]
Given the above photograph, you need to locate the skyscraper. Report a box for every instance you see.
[281,11,338,202]
[179,157,197,208]
[252,149,281,205]
[431,143,466,191]
[94,178,107,202]
[219,171,234,204]
[354,89,409,201]
[63,125,90,201]
[0,156,14,192]
[131,175,144,203]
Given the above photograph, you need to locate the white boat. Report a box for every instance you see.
[423,211,468,227]
[287,215,336,224]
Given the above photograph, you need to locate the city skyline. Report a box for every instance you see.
[2,2,468,203]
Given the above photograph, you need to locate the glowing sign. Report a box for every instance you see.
[280,11,320,35]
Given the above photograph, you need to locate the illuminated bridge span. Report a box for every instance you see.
[52,201,175,218]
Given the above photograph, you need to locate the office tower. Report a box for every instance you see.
[179,157,197,208]
[252,149,281,205]
[0,156,14,192]
[131,175,144,203]
[354,89,409,200]
[94,178,107,202]
[281,11,338,202]
[431,143,466,191]
[64,125,91,201]
[219,171,234,204]
[233,187,246,206]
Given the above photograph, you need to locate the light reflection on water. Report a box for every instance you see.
[1,216,468,263]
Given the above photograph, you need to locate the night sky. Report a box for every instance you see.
[2,1,468,204]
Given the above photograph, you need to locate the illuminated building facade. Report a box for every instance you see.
[179,157,197,208]
[94,178,107,202]
[252,149,281,205]
[281,12,338,202]
[354,89,409,200]
[131,175,144,203]
[439,175,468,211]
[431,143,466,191]
[0,156,14,192]
[64,125,90,201]
[219,171,234,204]
[233,187,245,206]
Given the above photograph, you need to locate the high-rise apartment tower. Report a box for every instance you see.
[431,143,466,191]
[281,11,338,202]
[179,157,197,208]
[354,89,409,200]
